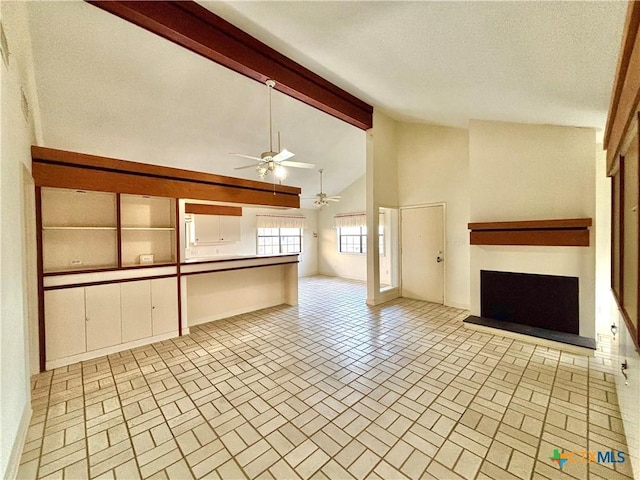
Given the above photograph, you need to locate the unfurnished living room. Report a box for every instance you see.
[1,1,640,479]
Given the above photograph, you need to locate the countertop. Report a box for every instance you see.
[181,253,299,265]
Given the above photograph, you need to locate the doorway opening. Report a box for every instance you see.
[379,207,399,292]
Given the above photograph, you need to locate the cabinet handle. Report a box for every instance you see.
[152,306,155,310]
[86,317,90,322]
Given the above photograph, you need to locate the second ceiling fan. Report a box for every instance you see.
[232,79,315,180]
[303,169,341,207]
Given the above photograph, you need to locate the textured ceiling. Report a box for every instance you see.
[204,1,627,134]
[26,1,627,209]
[26,1,365,208]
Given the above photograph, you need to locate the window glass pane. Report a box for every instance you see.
[340,226,361,235]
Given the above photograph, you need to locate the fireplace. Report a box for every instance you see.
[464,269,594,350]
[481,270,579,334]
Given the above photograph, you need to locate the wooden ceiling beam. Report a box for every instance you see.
[87,1,373,130]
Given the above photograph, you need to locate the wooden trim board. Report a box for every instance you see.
[185,203,242,216]
[468,218,592,231]
[468,218,592,247]
[605,1,640,171]
[32,146,300,208]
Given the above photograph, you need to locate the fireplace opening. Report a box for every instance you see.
[481,270,579,334]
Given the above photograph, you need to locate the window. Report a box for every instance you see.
[338,225,384,254]
[258,227,302,254]
[339,226,366,253]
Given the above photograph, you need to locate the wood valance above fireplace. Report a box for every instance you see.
[468,218,592,247]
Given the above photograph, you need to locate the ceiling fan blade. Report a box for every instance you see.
[230,153,263,161]
[272,149,295,162]
[280,160,316,169]
[234,164,259,170]
[327,198,341,202]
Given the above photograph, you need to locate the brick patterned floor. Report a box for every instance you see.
[18,276,633,479]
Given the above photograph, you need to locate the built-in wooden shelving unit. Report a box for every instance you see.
[468,218,592,247]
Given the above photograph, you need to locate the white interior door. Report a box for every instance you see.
[401,205,444,303]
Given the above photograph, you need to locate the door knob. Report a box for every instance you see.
[436,255,444,263]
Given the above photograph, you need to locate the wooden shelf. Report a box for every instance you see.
[121,227,175,231]
[468,218,592,247]
[43,226,117,231]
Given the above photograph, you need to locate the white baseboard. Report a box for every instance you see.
[3,403,31,480]
[367,287,401,306]
[187,300,284,327]
[445,301,470,310]
[45,331,179,370]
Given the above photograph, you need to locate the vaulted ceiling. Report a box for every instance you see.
[26,1,627,208]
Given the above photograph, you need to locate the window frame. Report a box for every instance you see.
[337,225,384,255]
[257,227,303,255]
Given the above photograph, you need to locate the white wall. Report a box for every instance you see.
[318,175,367,281]
[469,120,596,339]
[614,307,640,479]
[187,207,318,277]
[1,2,41,478]
[186,265,288,326]
[367,110,400,303]
[397,123,470,309]
[594,145,611,328]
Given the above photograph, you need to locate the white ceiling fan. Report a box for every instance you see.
[231,79,315,180]
[304,169,341,207]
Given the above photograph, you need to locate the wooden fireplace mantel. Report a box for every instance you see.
[468,218,592,247]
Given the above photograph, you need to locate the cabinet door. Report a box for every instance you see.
[151,277,178,335]
[85,284,121,351]
[193,214,220,244]
[45,288,86,361]
[121,280,152,342]
[219,215,241,242]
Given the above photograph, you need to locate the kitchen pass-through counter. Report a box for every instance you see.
[181,254,299,327]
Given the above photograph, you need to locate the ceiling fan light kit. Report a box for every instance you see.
[231,79,315,181]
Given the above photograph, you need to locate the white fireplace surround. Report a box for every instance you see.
[470,243,596,339]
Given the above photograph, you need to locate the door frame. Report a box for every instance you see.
[399,202,447,305]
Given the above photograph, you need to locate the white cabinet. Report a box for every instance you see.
[218,215,241,243]
[121,280,152,342]
[86,284,121,351]
[151,277,178,334]
[44,276,178,367]
[193,214,241,244]
[45,288,86,361]
[120,278,177,339]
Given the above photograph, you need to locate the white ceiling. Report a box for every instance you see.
[205,1,627,132]
[26,1,366,208]
[26,1,627,208]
